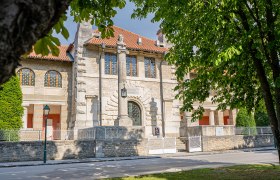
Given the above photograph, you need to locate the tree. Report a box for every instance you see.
[254,100,270,126]
[236,108,256,127]
[0,76,23,130]
[130,0,280,162]
[0,0,125,85]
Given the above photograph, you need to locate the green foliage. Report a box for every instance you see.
[130,0,280,122]
[0,76,23,130]
[236,108,256,127]
[34,0,126,56]
[254,100,270,126]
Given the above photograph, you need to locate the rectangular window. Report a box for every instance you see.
[126,55,137,76]
[144,57,156,78]
[105,53,117,75]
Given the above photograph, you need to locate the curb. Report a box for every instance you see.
[161,147,276,157]
[0,147,276,168]
[0,156,161,168]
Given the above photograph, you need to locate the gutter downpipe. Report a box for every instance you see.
[99,43,106,126]
[160,55,166,137]
[66,44,75,130]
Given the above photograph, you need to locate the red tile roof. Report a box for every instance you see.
[28,45,71,62]
[87,26,168,53]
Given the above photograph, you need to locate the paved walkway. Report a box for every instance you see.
[0,146,275,168]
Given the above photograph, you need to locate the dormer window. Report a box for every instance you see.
[137,37,142,45]
[155,40,165,47]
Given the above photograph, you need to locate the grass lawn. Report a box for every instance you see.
[107,164,280,180]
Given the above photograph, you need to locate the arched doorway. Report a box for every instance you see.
[128,101,142,126]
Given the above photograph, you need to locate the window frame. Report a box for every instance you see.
[128,101,142,126]
[126,55,137,77]
[144,57,156,78]
[44,70,62,88]
[105,53,118,75]
[17,68,35,86]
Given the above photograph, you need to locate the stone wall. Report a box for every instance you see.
[202,135,274,152]
[95,139,147,158]
[0,140,95,162]
[0,139,147,162]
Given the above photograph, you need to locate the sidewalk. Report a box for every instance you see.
[0,146,276,168]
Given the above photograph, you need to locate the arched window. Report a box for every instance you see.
[17,68,35,86]
[128,101,142,126]
[44,70,62,87]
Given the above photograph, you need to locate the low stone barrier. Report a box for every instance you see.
[0,140,96,162]
[202,135,274,151]
[0,139,147,162]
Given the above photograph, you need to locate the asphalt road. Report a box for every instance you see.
[0,150,278,180]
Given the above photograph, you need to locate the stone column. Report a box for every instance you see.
[22,106,28,129]
[209,110,215,125]
[33,104,43,130]
[215,110,224,125]
[59,105,67,140]
[229,109,237,125]
[115,34,132,126]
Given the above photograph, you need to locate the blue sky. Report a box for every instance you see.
[56,1,160,45]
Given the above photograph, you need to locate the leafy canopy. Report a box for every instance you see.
[130,0,280,120]
[33,0,126,56]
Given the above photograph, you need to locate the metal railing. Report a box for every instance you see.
[0,127,144,142]
[147,137,177,154]
[235,127,272,135]
[0,130,76,142]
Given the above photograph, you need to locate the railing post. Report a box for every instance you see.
[104,127,107,140]
[39,130,41,141]
[249,127,251,136]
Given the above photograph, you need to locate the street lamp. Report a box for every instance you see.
[121,82,127,98]
[43,105,50,163]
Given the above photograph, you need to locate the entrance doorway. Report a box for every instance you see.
[128,101,141,126]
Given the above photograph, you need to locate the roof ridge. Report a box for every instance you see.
[92,25,158,42]
[112,25,157,42]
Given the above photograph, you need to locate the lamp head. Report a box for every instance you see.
[43,105,50,116]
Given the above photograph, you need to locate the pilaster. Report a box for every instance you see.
[115,34,132,126]
[33,104,43,130]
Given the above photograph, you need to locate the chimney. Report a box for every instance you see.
[93,32,101,38]
[137,37,142,45]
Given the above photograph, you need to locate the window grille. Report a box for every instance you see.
[17,68,35,86]
[105,53,117,75]
[44,70,62,87]
[144,57,156,78]
[126,55,137,76]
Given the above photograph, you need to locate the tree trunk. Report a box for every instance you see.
[0,0,71,85]
[250,44,280,163]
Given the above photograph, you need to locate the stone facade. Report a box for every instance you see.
[72,23,181,138]
[18,58,72,134]
[17,23,238,142]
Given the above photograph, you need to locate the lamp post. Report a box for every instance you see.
[43,105,50,163]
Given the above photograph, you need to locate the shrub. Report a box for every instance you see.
[236,108,256,135]
[236,108,256,127]
[254,100,270,126]
[0,76,23,140]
